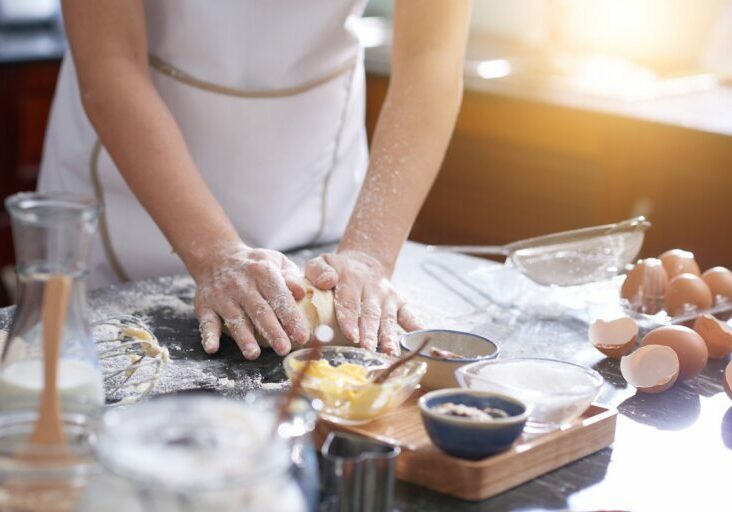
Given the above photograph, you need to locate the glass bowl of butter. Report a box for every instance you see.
[283,346,426,425]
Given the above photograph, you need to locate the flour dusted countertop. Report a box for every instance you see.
[1,241,729,511]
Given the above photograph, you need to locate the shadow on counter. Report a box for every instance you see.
[394,448,612,512]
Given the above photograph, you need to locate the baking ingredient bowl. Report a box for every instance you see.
[400,329,499,389]
[419,388,529,460]
[0,408,99,512]
[283,346,426,425]
[456,358,603,434]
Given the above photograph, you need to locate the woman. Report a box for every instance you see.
[39,1,469,359]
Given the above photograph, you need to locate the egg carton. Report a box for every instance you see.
[620,298,732,330]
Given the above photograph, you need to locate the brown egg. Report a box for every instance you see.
[620,345,679,393]
[640,325,708,380]
[664,273,713,317]
[701,267,732,304]
[693,314,732,359]
[620,258,668,314]
[724,361,732,400]
[589,317,638,359]
[660,249,701,279]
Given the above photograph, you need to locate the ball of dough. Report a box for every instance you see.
[275,278,347,347]
[222,278,347,348]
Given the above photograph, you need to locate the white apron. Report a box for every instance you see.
[38,0,369,289]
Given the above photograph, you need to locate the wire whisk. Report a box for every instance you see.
[92,315,169,406]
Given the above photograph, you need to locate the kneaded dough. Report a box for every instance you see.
[267,278,348,347]
[223,278,347,348]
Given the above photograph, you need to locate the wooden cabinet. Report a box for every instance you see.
[0,60,61,305]
[365,74,732,270]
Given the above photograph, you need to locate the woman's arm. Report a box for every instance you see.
[63,0,309,358]
[63,0,238,272]
[306,0,470,352]
[342,0,470,270]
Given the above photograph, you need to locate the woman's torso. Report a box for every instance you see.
[39,0,369,288]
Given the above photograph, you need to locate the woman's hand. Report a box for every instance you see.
[305,250,422,355]
[193,242,310,360]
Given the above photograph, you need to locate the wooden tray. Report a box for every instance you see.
[315,391,617,501]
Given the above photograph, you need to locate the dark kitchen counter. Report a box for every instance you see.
[1,242,730,511]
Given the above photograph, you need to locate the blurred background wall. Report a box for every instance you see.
[368,0,731,72]
[1,0,732,305]
[363,0,732,274]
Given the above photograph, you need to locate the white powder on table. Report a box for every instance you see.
[89,275,195,324]
[149,358,288,400]
[85,274,292,402]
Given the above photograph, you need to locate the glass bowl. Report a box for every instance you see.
[0,409,100,512]
[87,394,308,512]
[283,347,426,425]
[455,358,604,434]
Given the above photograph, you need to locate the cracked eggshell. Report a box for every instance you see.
[701,267,732,304]
[660,249,701,279]
[620,345,679,393]
[589,317,638,359]
[693,314,732,359]
[640,325,708,380]
[620,258,668,315]
[664,273,713,317]
[724,361,732,400]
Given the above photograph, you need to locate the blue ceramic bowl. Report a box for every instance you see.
[419,389,530,460]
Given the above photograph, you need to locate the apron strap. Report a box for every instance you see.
[89,139,133,283]
[149,53,358,99]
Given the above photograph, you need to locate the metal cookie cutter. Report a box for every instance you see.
[320,431,400,512]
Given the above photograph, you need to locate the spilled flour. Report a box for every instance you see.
[151,358,289,400]
[0,243,459,405]
[83,273,291,404]
[89,275,196,324]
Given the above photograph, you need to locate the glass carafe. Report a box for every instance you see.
[0,192,104,413]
